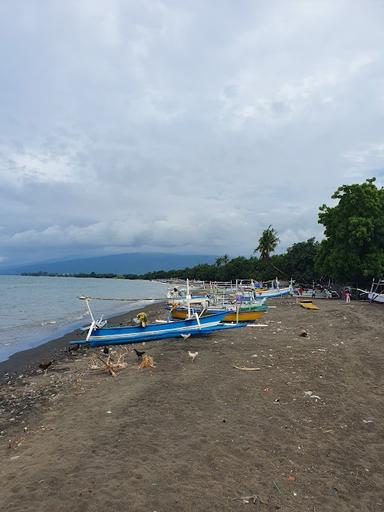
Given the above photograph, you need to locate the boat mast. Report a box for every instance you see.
[186,278,192,319]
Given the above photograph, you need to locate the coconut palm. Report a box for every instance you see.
[215,254,230,267]
[255,226,279,260]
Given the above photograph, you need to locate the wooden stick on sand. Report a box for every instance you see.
[232,366,261,371]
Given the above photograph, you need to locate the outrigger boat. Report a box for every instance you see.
[209,278,293,300]
[170,302,268,322]
[359,278,384,304]
[253,285,293,299]
[71,296,245,348]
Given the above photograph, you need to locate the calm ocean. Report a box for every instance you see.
[0,275,169,362]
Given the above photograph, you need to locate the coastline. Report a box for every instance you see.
[0,301,165,379]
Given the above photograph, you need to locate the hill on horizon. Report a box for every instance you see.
[0,252,218,275]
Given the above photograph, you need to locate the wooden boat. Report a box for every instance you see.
[368,292,384,303]
[253,286,292,299]
[357,279,384,303]
[170,302,267,322]
[71,303,244,347]
[366,278,384,303]
[73,315,244,347]
[293,288,339,299]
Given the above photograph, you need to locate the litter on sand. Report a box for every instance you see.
[299,300,319,310]
[304,391,321,400]
[233,366,261,371]
[89,350,128,377]
[246,324,269,328]
[232,494,266,505]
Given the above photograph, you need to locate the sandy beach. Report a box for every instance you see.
[1,298,383,511]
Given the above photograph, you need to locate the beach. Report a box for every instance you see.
[1,298,383,511]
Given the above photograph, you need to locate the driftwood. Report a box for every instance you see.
[138,354,156,369]
[233,366,261,371]
[89,349,128,377]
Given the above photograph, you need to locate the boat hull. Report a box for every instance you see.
[368,292,384,303]
[253,287,292,299]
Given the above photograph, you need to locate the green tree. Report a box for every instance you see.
[315,178,384,283]
[223,256,253,280]
[283,238,320,283]
[255,225,280,260]
[215,254,231,267]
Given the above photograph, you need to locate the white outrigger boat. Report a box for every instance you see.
[252,285,293,299]
[366,278,384,303]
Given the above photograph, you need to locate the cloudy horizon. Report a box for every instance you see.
[1,0,384,267]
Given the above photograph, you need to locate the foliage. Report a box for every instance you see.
[255,225,279,259]
[283,238,320,283]
[315,178,384,283]
[215,254,231,267]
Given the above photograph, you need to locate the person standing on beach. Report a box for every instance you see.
[344,289,351,304]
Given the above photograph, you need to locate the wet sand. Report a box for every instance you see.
[1,298,383,511]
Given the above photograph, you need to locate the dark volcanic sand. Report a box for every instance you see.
[0,299,383,511]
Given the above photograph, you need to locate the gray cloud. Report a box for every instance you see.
[1,0,384,266]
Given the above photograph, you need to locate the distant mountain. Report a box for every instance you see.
[1,252,218,275]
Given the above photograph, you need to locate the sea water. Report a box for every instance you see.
[0,275,169,362]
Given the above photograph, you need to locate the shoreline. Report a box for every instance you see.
[1,298,383,511]
[0,301,165,379]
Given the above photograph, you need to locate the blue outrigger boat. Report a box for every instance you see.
[71,297,244,348]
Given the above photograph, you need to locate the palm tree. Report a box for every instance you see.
[215,254,230,267]
[255,225,279,260]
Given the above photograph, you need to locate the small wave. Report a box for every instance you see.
[41,320,57,326]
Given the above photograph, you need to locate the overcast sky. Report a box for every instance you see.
[1,0,384,267]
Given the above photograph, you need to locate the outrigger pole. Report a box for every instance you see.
[83,298,96,342]
[78,295,169,302]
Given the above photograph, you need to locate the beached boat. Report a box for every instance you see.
[170,302,268,322]
[167,287,211,308]
[363,279,384,303]
[220,279,292,299]
[167,295,211,308]
[71,296,245,347]
[293,288,339,299]
[72,312,244,347]
[252,285,292,299]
